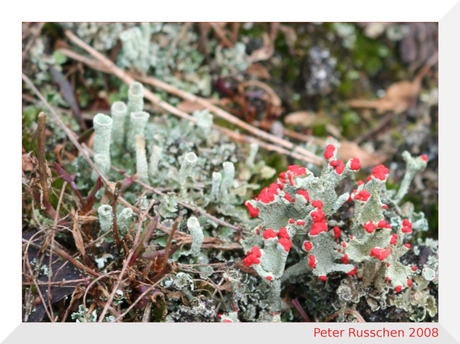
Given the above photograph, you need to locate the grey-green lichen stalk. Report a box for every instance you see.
[110,101,128,149]
[179,152,198,188]
[98,205,113,232]
[135,135,149,183]
[92,113,112,180]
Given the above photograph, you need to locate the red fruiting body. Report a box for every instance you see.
[358,180,364,186]
[277,183,284,190]
[289,218,295,224]
[287,165,307,176]
[297,220,305,226]
[267,276,272,281]
[245,202,259,217]
[329,159,340,168]
[217,314,222,319]
[243,246,262,267]
[341,254,349,264]
[402,219,413,233]
[350,235,354,239]
[263,229,277,240]
[385,224,392,229]
[372,165,389,181]
[412,265,417,271]
[333,226,341,239]
[386,277,390,282]
[382,204,388,210]
[346,194,352,203]
[402,219,412,227]
[223,319,232,323]
[404,243,411,249]
[355,190,371,202]
[311,221,328,236]
[256,183,279,204]
[342,242,347,248]
[387,263,390,268]
[402,226,413,234]
[278,238,292,252]
[311,200,323,208]
[310,206,328,236]
[378,219,387,228]
[336,163,345,174]
[278,172,286,185]
[390,234,398,246]
[304,241,312,251]
[395,285,402,293]
[297,189,310,202]
[367,175,372,182]
[407,279,412,287]
[369,247,391,261]
[324,144,335,160]
[284,193,291,202]
[278,227,289,239]
[330,159,345,174]
[350,158,361,171]
[309,255,316,269]
[347,266,357,276]
[319,275,327,282]
[238,236,242,241]
[338,248,341,252]
[256,229,259,235]
[311,207,325,221]
[421,154,428,162]
[364,220,376,234]
[288,172,294,186]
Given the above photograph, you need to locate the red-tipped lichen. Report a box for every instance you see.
[324,145,335,160]
[372,165,389,181]
[369,247,391,261]
[364,220,376,234]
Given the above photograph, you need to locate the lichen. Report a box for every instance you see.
[241,144,435,316]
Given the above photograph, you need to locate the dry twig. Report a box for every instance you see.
[61,31,322,166]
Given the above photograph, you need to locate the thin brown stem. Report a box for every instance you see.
[112,184,122,253]
[53,181,67,227]
[160,217,179,274]
[291,298,311,322]
[50,242,100,278]
[47,231,56,320]
[37,112,55,218]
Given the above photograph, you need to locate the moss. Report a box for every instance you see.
[341,110,361,138]
[312,123,327,136]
